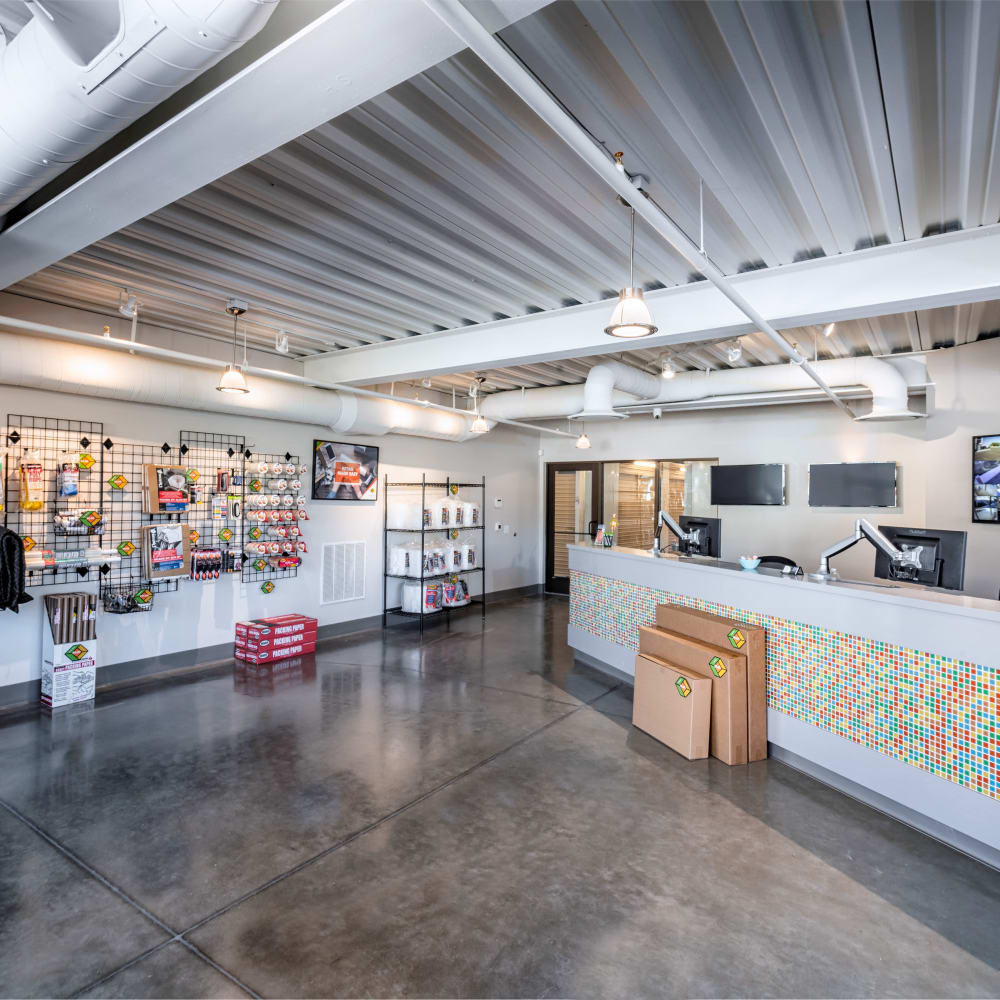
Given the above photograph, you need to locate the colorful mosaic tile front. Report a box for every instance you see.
[570,570,1000,800]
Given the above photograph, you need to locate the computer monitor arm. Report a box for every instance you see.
[652,510,699,556]
[812,518,923,581]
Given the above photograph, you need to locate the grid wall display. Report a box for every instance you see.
[178,430,246,583]
[570,569,999,801]
[99,437,184,612]
[3,415,106,587]
[241,450,308,591]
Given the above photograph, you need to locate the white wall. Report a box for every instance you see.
[1,384,541,690]
[540,340,1000,597]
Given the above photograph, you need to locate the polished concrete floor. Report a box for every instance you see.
[1,594,998,999]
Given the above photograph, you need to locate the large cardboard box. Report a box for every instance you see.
[234,625,318,652]
[632,653,712,760]
[655,603,767,761]
[234,613,317,640]
[639,625,747,765]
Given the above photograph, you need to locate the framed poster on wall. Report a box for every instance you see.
[312,440,379,501]
[972,435,1000,522]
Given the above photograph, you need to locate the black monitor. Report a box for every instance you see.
[678,516,721,558]
[710,464,785,505]
[873,525,967,591]
[809,462,897,507]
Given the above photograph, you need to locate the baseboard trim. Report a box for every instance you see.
[0,584,543,715]
[770,744,1000,873]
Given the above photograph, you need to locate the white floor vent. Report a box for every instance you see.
[321,541,366,604]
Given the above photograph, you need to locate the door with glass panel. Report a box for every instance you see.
[545,463,601,594]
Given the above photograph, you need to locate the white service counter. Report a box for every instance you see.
[567,543,1000,864]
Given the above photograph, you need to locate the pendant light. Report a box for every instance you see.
[605,207,657,339]
[469,375,488,433]
[217,299,250,394]
[575,422,591,449]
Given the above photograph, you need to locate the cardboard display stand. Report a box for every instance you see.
[639,625,747,765]
[632,653,712,760]
[655,604,767,761]
[42,592,98,708]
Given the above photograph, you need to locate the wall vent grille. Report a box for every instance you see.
[321,541,365,604]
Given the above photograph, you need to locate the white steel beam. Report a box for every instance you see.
[305,223,1000,385]
[0,0,552,290]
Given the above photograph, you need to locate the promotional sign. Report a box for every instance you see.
[312,440,379,501]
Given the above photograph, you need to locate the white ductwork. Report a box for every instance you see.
[0,329,480,441]
[481,356,929,422]
[0,0,278,220]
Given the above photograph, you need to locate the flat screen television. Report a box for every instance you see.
[710,464,785,506]
[312,440,379,501]
[808,462,897,507]
[972,434,1000,522]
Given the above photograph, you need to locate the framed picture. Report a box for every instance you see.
[972,435,1000,522]
[312,440,379,501]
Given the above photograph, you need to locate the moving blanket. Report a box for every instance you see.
[0,527,32,613]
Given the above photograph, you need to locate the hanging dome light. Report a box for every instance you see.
[217,364,249,394]
[217,299,250,394]
[606,205,657,339]
[575,423,591,449]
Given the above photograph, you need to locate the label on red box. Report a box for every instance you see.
[235,613,318,638]
[235,626,317,652]
[234,640,315,664]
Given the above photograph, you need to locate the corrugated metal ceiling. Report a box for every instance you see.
[5,0,1000,376]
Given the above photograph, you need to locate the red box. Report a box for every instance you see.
[234,625,318,652]
[234,613,318,640]
[234,639,316,664]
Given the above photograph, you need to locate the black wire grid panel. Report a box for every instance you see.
[241,450,306,589]
[98,437,183,611]
[178,430,246,582]
[382,474,486,632]
[4,415,106,587]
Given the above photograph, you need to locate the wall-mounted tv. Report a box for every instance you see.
[710,464,785,506]
[808,462,897,507]
[972,435,1000,522]
[312,440,379,501]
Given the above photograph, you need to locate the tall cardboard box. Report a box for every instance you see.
[639,625,747,765]
[656,603,767,761]
[632,653,712,760]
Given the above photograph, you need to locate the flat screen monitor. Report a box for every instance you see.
[873,525,967,591]
[973,434,1000,522]
[710,464,785,506]
[678,516,721,558]
[808,462,897,507]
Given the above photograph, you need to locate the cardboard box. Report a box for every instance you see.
[632,653,712,760]
[234,613,317,639]
[639,625,747,765]
[234,625,318,652]
[655,604,767,761]
[42,637,98,708]
[142,523,191,580]
[143,464,191,514]
[234,639,316,664]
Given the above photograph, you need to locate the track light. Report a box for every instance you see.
[823,322,836,338]
[725,340,743,364]
[470,413,489,434]
[605,202,657,339]
[275,330,289,354]
[218,299,250,394]
[661,357,676,379]
[118,291,137,318]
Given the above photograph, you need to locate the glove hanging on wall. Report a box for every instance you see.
[0,527,33,613]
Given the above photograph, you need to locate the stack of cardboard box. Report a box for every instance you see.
[632,604,766,763]
[234,613,318,664]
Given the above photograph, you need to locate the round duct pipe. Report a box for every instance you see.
[480,356,926,422]
[0,330,480,441]
[0,0,278,219]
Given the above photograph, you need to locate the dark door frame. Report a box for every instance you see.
[544,461,602,594]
